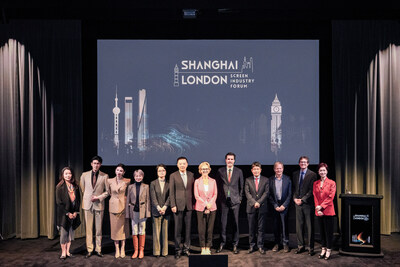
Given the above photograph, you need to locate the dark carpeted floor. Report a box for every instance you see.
[0,233,399,267]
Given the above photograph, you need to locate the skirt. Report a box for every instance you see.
[110,212,129,241]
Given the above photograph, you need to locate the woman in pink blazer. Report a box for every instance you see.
[194,161,218,255]
[313,163,336,260]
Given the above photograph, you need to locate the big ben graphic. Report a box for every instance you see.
[270,94,282,153]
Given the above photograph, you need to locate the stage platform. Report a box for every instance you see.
[0,233,399,266]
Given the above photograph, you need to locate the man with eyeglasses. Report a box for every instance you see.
[292,156,317,256]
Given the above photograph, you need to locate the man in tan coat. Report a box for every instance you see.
[80,155,109,258]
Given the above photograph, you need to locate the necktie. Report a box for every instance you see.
[299,171,305,193]
[92,172,97,187]
[255,177,259,192]
[228,169,232,183]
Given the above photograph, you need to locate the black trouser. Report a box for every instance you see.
[318,216,334,249]
[247,210,265,249]
[295,203,315,249]
[174,209,192,252]
[220,202,240,246]
[197,210,216,247]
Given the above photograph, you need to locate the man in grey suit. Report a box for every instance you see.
[169,156,194,259]
[245,162,269,254]
[293,156,317,256]
[80,155,109,258]
[269,162,292,253]
[216,152,244,254]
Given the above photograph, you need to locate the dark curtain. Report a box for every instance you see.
[332,20,400,234]
[0,20,83,239]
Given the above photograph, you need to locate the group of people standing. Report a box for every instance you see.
[55,154,336,261]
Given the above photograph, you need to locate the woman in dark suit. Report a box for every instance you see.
[150,164,170,257]
[313,163,336,260]
[56,167,81,260]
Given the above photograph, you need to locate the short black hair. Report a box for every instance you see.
[225,152,236,160]
[176,156,188,163]
[156,163,166,171]
[91,155,103,164]
[251,161,262,169]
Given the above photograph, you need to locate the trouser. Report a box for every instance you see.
[272,209,289,245]
[84,209,104,253]
[152,215,169,256]
[247,210,265,249]
[318,216,334,249]
[295,204,315,249]
[220,203,240,246]
[197,211,216,247]
[173,209,192,251]
[131,211,147,235]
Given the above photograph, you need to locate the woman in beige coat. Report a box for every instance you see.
[108,163,131,258]
[126,169,151,259]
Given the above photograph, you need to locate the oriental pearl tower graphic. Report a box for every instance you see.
[112,86,120,154]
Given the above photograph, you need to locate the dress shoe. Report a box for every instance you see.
[308,249,315,256]
[233,245,239,254]
[259,248,266,255]
[183,250,190,257]
[283,245,290,253]
[216,245,224,253]
[174,251,181,259]
[248,247,256,254]
[96,251,104,257]
[294,247,305,254]
[60,255,66,260]
[67,253,75,258]
[272,244,279,252]
[85,252,92,258]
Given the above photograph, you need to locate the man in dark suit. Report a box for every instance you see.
[216,152,244,254]
[169,157,194,259]
[292,156,317,256]
[269,162,292,253]
[245,162,269,254]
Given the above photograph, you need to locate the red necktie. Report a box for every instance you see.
[228,169,232,183]
[255,177,259,192]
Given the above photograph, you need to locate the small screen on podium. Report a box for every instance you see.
[349,204,373,247]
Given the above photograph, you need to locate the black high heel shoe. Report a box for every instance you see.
[318,253,325,259]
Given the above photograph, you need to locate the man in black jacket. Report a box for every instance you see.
[292,156,317,256]
[216,152,244,254]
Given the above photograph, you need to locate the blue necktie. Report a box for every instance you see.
[299,171,305,193]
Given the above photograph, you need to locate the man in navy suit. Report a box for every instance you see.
[245,162,269,254]
[293,156,317,256]
[216,152,244,254]
[269,162,292,253]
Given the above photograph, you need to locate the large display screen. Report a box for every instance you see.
[97,40,319,165]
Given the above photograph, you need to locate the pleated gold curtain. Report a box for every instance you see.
[333,21,400,235]
[0,21,84,239]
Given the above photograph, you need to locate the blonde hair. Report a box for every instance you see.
[198,161,211,174]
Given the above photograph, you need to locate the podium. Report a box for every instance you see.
[339,194,383,257]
